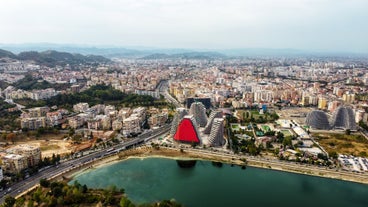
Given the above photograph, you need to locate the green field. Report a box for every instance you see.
[280,129,292,137]
[261,125,270,132]
[231,124,241,132]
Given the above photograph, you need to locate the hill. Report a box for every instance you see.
[0,49,17,59]
[17,50,111,67]
[3,179,182,207]
[0,48,111,67]
[141,51,226,60]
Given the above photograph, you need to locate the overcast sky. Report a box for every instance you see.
[0,0,367,52]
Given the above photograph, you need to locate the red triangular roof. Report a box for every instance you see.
[174,118,200,143]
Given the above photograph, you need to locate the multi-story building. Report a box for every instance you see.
[343,93,355,103]
[253,90,273,103]
[28,106,50,117]
[189,102,207,127]
[134,89,160,98]
[2,154,27,173]
[170,108,188,137]
[173,115,201,144]
[73,103,89,113]
[318,97,328,110]
[68,116,84,129]
[6,144,41,167]
[46,111,63,126]
[87,115,111,130]
[0,167,3,181]
[112,119,123,131]
[203,110,223,134]
[300,94,310,106]
[123,116,141,135]
[208,118,225,147]
[148,113,168,128]
[21,117,46,129]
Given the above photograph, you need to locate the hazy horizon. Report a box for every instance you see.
[1,0,368,53]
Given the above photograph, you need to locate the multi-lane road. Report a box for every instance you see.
[158,80,182,108]
[0,124,170,203]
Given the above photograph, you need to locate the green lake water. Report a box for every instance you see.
[70,158,368,207]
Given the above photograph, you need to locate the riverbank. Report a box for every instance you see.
[61,146,368,185]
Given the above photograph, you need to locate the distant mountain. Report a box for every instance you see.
[2,43,367,59]
[0,49,110,67]
[0,49,17,59]
[140,52,226,60]
[140,53,171,59]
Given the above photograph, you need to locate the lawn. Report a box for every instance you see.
[40,144,61,151]
[280,129,293,137]
[261,125,270,132]
[230,124,240,132]
[313,133,368,157]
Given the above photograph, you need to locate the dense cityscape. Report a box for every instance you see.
[1,0,368,206]
[0,47,368,206]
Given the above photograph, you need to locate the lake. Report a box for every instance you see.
[71,157,368,207]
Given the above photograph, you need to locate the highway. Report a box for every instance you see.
[158,80,182,108]
[3,121,368,204]
[0,124,170,203]
[165,146,368,182]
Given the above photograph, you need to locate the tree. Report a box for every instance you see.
[69,128,75,136]
[40,178,50,188]
[329,151,338,159]
[276,132,284,142]
[282,137,292,147]
[359,121,368,130]
[345,129,351,135]
[4,196,16,207]
[120,197,135,207]
[317,153,328,160]
[6,133,16,144]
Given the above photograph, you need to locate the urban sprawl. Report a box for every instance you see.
[0,54,368,195]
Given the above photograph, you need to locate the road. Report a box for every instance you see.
[0,79,178,203]
[169,146,368,182]
[0,124,170,203]
[158,80,182,108]
[3,122,368,203]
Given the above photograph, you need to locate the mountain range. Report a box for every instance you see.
[1,43,368,60]
[0,49,110,67]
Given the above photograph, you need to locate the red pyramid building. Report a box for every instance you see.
[174,115,200,143]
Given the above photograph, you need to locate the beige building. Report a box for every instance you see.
[123,116,141,135]
[6,144,42,167]
[2,154,27,173]
[28,106,50,117]
[112,119,123,131]
[21,117,46,130]
[73,103,89,113]
[68,116,84,129]
[318,97,328,110]
[148,113,168,128]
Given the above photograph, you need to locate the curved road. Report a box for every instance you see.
[0,125,170,203]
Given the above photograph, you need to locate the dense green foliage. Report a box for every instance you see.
[0,99,21,130]
[359,121,368,131]
[0,80,10,89]
[17,84,163,109]
[14,75,69,91]
[0,49,17,59]
[17,50,111,67]
[2,180,182,207]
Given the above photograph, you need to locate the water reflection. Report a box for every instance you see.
[176,160,197,168]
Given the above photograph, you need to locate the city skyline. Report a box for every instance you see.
[1,0,368,53]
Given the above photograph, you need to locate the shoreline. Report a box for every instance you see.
[61,146,368,185]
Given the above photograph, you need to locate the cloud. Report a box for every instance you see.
[0,0,367,52]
